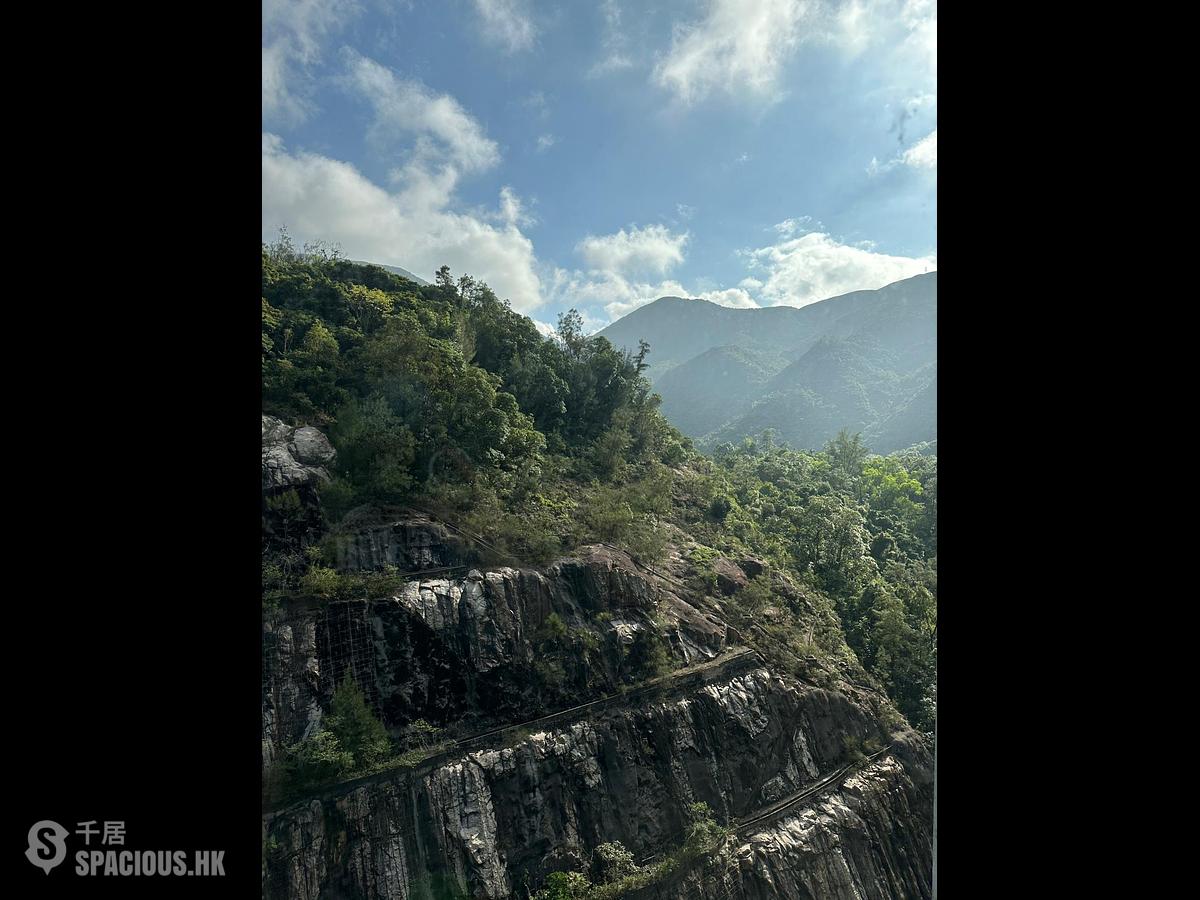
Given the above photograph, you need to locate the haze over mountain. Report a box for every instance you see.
[597,273,936,453]
[350,260,430,285]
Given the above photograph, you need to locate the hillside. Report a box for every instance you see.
[261,242,936,899]
[597,273,937,452]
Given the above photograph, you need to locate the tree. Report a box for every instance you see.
[627,627,670,680]
[325,674,390,768]
[556,309,586,358]
[824,429,869,476]
[343,284,393,335]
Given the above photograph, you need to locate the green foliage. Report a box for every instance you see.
[532,871,594,900]
[261,246,935,733]
[535,803,731,900]
[626,626,671,681]
[326,674,391,768]
[591,842,638,885]
[299,565,341,599]
[279,729,353,795]
[700,433,937,729]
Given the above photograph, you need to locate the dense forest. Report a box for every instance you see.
[261,235,937,743]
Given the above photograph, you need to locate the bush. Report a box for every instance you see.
[326,674,391,768]
[708,495,733,521]
[280,729,353,793]
[626,627,671,681]
[591,842,638,885]
[300,565,341,599]
[532,871,593,900]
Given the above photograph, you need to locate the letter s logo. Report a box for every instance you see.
[25,820,68,874]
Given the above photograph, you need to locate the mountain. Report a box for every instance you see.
[597,273,936,453]
[350,259,430,285]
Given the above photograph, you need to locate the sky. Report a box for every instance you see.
[262,0,936,333]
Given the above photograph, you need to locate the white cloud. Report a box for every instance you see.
[742,230,935,306]
[536,133,558,152]
[590,0,636,77]
[651,0,936,111]
[653,0,810,105]
[774,216,817,237]
[261,0,359,124]
[262,134,545,312]
[867,126,936,175]
[576,225,689,278]
[698,288,759,309]
[472,0,537,54]
[551,223,763,322]
[343,51,500,177]
[901,128,936,169]
[551,269,692,323]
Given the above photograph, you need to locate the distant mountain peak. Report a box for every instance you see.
[596,274,936,452]
[349,259,431,286]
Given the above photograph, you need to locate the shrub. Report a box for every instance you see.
[626,627,671,681]
[326,674,391,768]
[591,842,638,885]
[300,565,341,599]
[281,729,353,793]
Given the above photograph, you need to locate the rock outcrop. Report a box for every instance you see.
[262,546,734,779]
[264,664,931,899]
[263,536,933,899]
[262,416,336,493]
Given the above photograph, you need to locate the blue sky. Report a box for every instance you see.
[263,0,936,332]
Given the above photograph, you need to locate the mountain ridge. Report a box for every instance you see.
[597,273,937,452]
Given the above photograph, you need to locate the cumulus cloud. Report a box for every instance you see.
[536,133,558,152]
[867,126,936,175]
[653,0,810,105]
[651,0,936,110]
[901,128,936,169]
[549,223,763,323]
[550,269,690,323]
[262,0,359,124]
[576,225,689,278]
[697,288,759,309]
[343,51,500,177]
[262,133,545,312]
[742,229,935,306]
[472,0,537,54]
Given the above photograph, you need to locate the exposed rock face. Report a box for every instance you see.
[263,540,933,899]
[329,510,478,573]
[712,558,749,596]
[632,745,933,900]
[262,547,730,777]
[264,667,930,900]
[262,416,336,492]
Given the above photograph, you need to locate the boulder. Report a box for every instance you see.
[262,415,336,492]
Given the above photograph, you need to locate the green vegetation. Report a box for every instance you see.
[268,676,458,803]
[261,239,935,735]
[532,803,733,900]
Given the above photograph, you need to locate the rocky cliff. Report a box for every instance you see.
[261,423,933,899]
[262,532,932,899]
